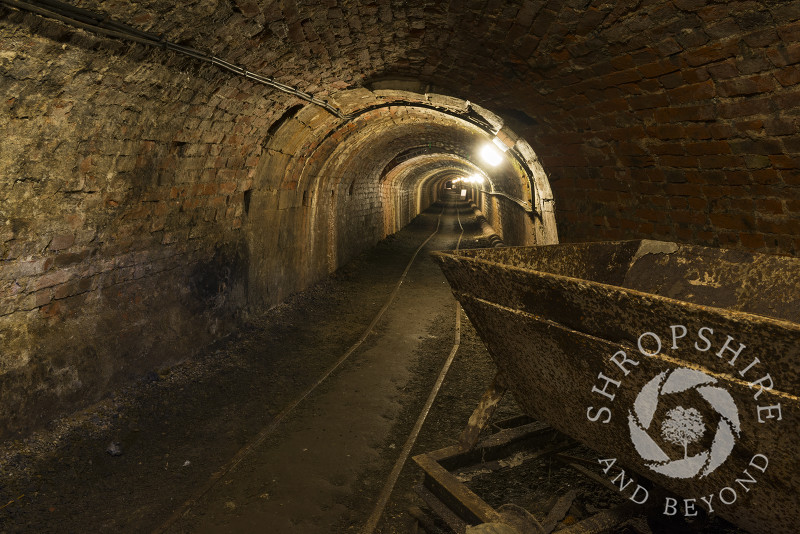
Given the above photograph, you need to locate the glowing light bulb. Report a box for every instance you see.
[480,144,503,166]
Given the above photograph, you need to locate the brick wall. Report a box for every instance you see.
[0,9,273,435]
[380,1,800,255]
[0,0,537,440]
[6,0,797,437]
[245,100,536,310]
[11,0,792,258]
[478,192,535,246]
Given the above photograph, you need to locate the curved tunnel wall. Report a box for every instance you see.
[1,0,799,437]
[0,4,547,437]
[246,94,547,308]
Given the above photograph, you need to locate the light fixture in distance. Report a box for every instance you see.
[452,174,485,185]
[480,144,503,166]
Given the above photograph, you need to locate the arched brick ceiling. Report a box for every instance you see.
[1,0,799,438]
[254,93,534,211]
[25,0,797,253]
[383,153,482,198]
[247,94,540,279]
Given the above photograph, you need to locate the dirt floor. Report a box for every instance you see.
[0,199,747,534]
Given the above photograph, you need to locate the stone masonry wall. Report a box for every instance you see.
[0,11,271,436]
[380,0,800,256]
[0,0,538,438]
[526,3,800,255]
[6,0,798,438]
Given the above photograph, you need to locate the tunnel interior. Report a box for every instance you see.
[246,90,556,308]
[1,5,800,527]
[0,0,575,438]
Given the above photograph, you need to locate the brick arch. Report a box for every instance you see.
[249,88,555,296]
[2,0,798,440]
[379,154,478,237]
[5,0,797,259]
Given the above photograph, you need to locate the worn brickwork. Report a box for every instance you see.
[15,0,792,259]
[381,1,800,255]
[246,101,526,310]
[2,0,799,436]
[381,154,475,236]
[0,8,274,435]
[479,192,535,246]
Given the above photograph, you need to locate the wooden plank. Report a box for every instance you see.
[413,452,501,526]
[458,373,507,451]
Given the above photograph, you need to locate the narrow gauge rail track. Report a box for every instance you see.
[362,199,467,533]
[155,198,468,534]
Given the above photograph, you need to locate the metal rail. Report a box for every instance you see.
[412,418,647,533]
[362,198,467,534]
[153,203,451,534]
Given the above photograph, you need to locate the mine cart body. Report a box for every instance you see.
[432,240,800,534]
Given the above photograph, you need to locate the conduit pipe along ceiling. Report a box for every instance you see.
[246,90,558,308]
[0,0,557,301]
[257,89,557,233]
[0,0,557,253]
[0,0,562,438]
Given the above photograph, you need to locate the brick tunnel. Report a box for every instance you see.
[1,1,799,533]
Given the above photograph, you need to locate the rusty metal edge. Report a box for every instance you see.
[413,451,501,525]
[415,483,468,534]
[431,244,800,332]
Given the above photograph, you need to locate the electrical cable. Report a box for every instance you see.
[480,189,533,213]
[1,0,544,217]
[0,0,349,119]
[1,0,549,222]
